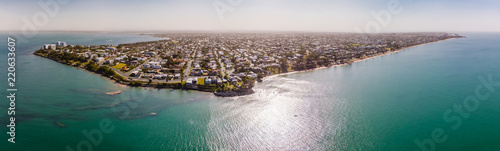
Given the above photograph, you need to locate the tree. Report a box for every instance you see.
[257,73,263,79]
[279,58,289,73]
[240,77,255,89]
[163,56,175,67]
[85,62,99,71]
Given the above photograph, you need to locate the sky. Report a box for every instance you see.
[0,0,499,32]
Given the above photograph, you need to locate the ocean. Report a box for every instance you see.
[1,32,499,151]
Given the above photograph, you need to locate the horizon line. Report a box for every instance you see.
[1,30,496,34]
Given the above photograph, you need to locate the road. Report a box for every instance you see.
[212,49,226,78]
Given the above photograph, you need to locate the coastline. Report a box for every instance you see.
[32,53,230,95]
[263,38,456,80]
[33,36,460,97]
[32,53,132,91]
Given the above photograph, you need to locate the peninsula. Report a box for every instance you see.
[33,32,464,96]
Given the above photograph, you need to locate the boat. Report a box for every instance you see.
[106,90,122,95]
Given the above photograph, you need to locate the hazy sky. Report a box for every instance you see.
[1,0,499,32]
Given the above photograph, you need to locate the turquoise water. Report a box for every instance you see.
[1,32,500,151]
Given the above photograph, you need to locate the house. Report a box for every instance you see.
[130,60,139,65]
[146,69,160,74]
[161,74,168,79]
[106,47,117,51]
[138,57,148,62]
[115,57,124,62]
[236,73,246,78]
[209,70,218,76]
[185,79,193,87]
[142,73,154,79]
[153,64,162,69]
[211,78,217,84]
[153,75,162,80]
[194,69,202,76]
[216,78,222,85]
[168,75,174,79]
[205,78,212,85]
[174,73,181,79]
[105,60,114,65]
[130,71,141,77]
[95,57,105,62]
[145,52,156,56]
[160,68,170,73]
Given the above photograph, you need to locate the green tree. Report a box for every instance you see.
[257,73,263,79]
[279,58,289,73]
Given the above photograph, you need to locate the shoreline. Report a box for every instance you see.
[33,37,460,97]
[263,38,456,80]
[32,53,230,95]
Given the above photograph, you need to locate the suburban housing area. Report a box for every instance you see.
[33,32,464,96]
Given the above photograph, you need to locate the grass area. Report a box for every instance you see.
[271,68,279,74]
[112,63,127,69]
[197,78,205,85]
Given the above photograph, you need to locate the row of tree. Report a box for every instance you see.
[35,49,88,63]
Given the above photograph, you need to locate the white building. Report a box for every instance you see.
[43,44,56,50]
[105,60,114,65]
[54,41,68,47]
[95,57,105,62]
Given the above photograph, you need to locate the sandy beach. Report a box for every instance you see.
[262,38,455,80]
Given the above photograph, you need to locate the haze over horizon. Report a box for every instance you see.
[1,0,499,33]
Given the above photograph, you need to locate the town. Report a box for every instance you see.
[33,32,464,96]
